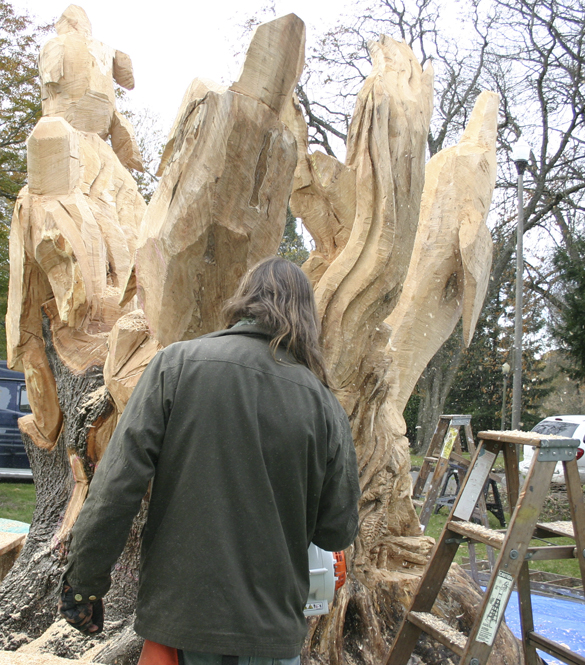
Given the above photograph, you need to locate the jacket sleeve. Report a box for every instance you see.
[312,403,361,551]
[64,349,177,599]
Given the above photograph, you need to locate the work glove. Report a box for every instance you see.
[58,581,104,635]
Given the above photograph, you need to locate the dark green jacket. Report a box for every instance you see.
[66,324,360,658]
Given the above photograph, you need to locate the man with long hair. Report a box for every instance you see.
[59,257,360,665]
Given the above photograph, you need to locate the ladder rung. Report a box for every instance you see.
[424,456,439,462]
[408,611,466,656]
[448,520,505,549]
[527,631,585,665]
[412,499,423,508]
[534,521,575,539]
[526,545,577,561]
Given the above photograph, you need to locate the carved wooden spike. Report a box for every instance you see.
[156,78,228,178]
[305,37,434,388]
[130,14,305,346]
[111,111,143,172]
[231,14,305,116]
[104,310,162,414]
[385,90,499,410]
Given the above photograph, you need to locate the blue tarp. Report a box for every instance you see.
[0,518,29,534]
[505,591,585,664]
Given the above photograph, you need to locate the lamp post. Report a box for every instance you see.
[501,362,511,430]
[511,139,531,430]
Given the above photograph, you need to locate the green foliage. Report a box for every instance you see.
[0,1,46,224]
[278,207,309,266]
[445,266,551,433]
[551,235,585,383]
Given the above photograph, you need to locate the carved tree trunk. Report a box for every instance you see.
[1,10,523,665]
[1,10,306,664]
[289,40,521,664]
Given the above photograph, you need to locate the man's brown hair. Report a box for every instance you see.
[222,257,329,386]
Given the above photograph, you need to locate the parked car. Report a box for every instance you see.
[519,415,585,484]
[0,361,32,480]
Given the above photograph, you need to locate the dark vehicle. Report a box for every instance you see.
[0,361,32,480]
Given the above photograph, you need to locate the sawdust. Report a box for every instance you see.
[0,652,106,665]
[409,611,467,650]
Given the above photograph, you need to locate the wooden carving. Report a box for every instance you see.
[39,4,143,172]
[288,38,519,664]
[1,11,522,665]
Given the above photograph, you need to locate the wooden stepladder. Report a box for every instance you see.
[413,415,476,529]
[389,429,585,665]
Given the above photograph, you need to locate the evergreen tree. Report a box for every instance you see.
[278,207,309,266]
[445,270,551,434]
[551,234,585,383]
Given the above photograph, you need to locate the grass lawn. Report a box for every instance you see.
[0,482,36,523]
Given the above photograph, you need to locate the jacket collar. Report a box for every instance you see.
[204,323,273,340]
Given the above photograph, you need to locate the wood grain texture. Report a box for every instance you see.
[130,14,304,346]
[39,5,143,171]
[385,90,498,411]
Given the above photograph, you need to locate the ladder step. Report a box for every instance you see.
[534,521,575,539]
[424,456,439,463]
[448,520,506,549]
[408,611,466,656]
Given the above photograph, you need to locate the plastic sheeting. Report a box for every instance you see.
[505,591,585,664]
[0,518,29,534]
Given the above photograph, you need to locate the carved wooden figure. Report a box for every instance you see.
[39,4,143,171]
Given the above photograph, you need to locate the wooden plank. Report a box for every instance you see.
[534,521,575,539]
[462,457,557,663]
[517,561,539,665]
[419,454,451,528]
[527,632,585,665]
[502,438,520,511]
[452,443,498,522]
[463,422,476,454]
[478,429,575,446]
[408,611,466,656]
[450,452,502,483]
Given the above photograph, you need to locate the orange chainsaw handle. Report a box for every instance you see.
[333,551,346,590]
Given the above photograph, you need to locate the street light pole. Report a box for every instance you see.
[501,362,511,430]
[511,139,531,431]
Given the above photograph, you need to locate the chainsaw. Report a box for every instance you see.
[304,544,346,616]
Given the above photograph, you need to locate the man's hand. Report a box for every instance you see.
[58,582,104,635]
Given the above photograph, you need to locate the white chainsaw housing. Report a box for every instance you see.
[304,544,337,616]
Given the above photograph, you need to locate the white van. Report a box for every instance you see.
[519,415,585,484]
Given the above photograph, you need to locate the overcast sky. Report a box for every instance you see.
[11,0,347,133]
